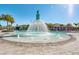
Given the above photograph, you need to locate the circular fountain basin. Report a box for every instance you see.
[2,31,71,43]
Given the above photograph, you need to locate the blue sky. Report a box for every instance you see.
[0,4,79,25]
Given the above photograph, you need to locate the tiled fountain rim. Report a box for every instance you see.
[1,34,76,46]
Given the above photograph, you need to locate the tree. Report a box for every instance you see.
[1,14,14,26]
[1,14,15,30]
[9,16,14,26]
[0,15,5,28]
[47,23,53,29]
[78,23,79,27]
[0,16,3,20]
[60,24,64,27]
[73,23,78,27]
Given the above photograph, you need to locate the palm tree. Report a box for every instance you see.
[5,14,12,26]
[0,16,3,20]
[0,14,5,22]
[1,14,14,30]
[0,14,9,26]
[10,17,14,26]
[0,16,3,30]
[0,15,4,30]
[73,23,78,27]
[1,14,14,26]
[5,14,14,30]
[77,23,79,27]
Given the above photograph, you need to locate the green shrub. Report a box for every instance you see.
[2,30,13,32]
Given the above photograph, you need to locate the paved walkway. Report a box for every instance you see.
[0,33,78,55]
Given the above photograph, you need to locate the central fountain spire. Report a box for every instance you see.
[36,10,40,20]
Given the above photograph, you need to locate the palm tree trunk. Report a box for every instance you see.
[11,23,13,31]
[7,21,9,30]
[11,23,12,26]
[7,21,8,26]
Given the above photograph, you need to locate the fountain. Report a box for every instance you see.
[2,10,71,43]
[27,10,48,32]
[24,10,49,36]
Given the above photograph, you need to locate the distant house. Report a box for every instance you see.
[47,23,79,31]
[65,24,73,32]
